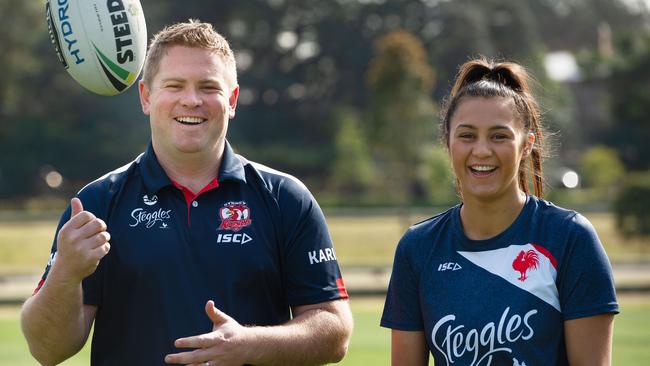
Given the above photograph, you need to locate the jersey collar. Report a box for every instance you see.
[138,140,247,195]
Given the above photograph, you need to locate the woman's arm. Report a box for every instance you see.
[391,330,429,366]
[564,313,615,366]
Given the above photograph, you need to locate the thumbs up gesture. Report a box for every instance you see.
[164,301,251,366]
[53,198,111,282]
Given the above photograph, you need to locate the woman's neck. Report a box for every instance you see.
[460,191,527,241]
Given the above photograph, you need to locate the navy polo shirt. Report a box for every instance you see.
[37,141,348,365]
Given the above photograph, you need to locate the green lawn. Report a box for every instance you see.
[0,220,59,275]
[1,210,649,365]
[2,295,648,365]
[612,295,650,364]
[0,306,89,366]
[329,210,650,266]
[2,210,649,273]
[343,295,650,366]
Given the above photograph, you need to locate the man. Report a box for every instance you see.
[21,20,352,366]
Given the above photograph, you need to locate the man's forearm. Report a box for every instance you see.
[21,269,92,365]
[246,302,353,366]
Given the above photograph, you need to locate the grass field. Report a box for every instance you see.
[1,294,649,365]
[329,211,650,266]
[1,210,649,364]
[1,210,649,274]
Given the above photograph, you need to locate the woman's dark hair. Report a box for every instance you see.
[440,57,546,198]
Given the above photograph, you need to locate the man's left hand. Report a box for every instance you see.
[165,300,252,366]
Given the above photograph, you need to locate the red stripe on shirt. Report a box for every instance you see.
[336,277,349,299]
[532,243,558,269]
[33,277,45,295]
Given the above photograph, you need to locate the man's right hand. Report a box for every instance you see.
[52,197,111,282]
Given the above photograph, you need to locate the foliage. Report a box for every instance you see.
[0,0,45,118]
[576,30,650,171]
[0,1,149,199]
[329,108,377,202]
[580,145,625,191]
[366,29,437,205]
[421,145,457,206]
[607,32,650,170]
[614,172,650,239]
[429,0,547,97]
[0,0,648,205]
[528,0,648,51]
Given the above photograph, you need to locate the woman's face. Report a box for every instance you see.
[448,96,534,204]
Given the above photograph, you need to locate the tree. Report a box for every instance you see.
[3,0,647,206]
[329,108,376,203]
[614,172,650,239]
[528,0,648,51]
[606,32,650,170]
[366,30,437,206]
[575,29,650,171]
[0,0,44,120]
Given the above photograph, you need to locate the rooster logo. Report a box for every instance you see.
[512,250,539,282]
[219,202,252,232]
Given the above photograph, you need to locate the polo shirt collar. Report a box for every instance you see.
[139,143,171,194]
[219,140,247,184]
[139,140,246,195]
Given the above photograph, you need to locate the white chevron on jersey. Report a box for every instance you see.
[459,243,560,311]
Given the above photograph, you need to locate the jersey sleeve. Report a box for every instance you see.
[557,214,619,320]
[380,230,424,331]
[278,179,348,306]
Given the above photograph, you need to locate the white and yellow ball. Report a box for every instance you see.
[46,0,147,96]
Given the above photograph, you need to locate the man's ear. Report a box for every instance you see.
[228,86,239,119]
[139,80,151,115]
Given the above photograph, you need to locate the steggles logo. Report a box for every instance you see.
[431,307,537,366]
[130,207,171,229]
[129,194,170,229]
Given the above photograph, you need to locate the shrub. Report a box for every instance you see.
[580,145,624,191]
[614,172,650,238]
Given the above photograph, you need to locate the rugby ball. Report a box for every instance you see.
[46,0,147,96]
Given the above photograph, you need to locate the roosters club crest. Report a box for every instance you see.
[512,249,540,282]
[219,202,252,232]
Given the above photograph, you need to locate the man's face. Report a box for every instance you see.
[139,45,239,160]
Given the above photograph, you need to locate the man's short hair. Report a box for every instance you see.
[142,19,237,89]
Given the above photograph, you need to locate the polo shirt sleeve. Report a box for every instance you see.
[277,179,348,306]
[32,206,71,296]
[33,187,108,306]
[557,213,619,320]
[78,187,108,306]
[381,229,424,331]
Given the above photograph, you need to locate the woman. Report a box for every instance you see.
[381,58,618,366]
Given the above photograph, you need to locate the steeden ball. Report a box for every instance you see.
[46,0,147,96]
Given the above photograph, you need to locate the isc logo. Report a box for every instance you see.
[217,233,252,244]
[438,262,462,271]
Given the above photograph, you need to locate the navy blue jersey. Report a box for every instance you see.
[381,196,618,366]
[36,141,348,365]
